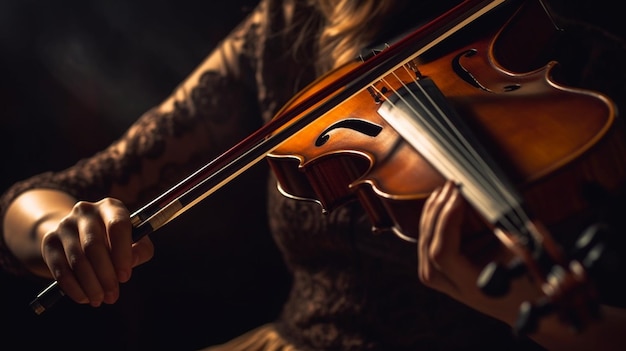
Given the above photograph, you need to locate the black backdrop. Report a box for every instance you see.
[1,0,625,350]
[0,1,293,350]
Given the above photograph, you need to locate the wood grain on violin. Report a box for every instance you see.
[31,0,626,331]
[267,0,626,332]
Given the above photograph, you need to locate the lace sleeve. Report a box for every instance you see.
[0,1,270,276]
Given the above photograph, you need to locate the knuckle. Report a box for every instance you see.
[73,200,96,214]
[107,216,128,232]
[57,215,77,231]
[51,267,71,283]
[66,251,87,269]
[428,245,444,263]
[99,197,125,209]
[81,233,103,255]
[40,230,59,246]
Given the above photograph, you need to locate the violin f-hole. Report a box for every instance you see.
[452,48,520,92]
[315,118,383,147]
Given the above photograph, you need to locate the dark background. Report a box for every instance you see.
[0,1,292,350]
[1,0,625,350]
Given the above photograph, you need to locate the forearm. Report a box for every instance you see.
[2,189,77,278]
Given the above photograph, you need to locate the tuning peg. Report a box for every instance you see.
[572,223,623,297]
[477,258,526,297]
[573,223,607,259]
[514,297,553,335]
[515,260,603,335]
[575,223,622,271]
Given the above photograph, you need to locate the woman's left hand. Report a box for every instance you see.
[417,180,542,324]
[418,180,486,301]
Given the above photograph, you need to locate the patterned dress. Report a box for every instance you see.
[2,0,626,350]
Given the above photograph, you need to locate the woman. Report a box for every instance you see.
[2,0,626,350]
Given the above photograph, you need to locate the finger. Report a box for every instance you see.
[418,184,446,284]
[132,236,155,268]
[41,232,88,304]
[419,181,464,292]
[98,198,133,283]
[429,181,464,266]
[55,214,107,307]
[429,184,484,294]
[420,181,456,259]
[419,183,448,245]
[419,184,443,240]
[77,209,120,305]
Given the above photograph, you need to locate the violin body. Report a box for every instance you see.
[266,0,626,243]
[31,0,626,318]
[29,0,626,325]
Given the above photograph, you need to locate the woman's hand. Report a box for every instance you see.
[418,181,626,350]
[40,197,154,307]
[417,180,541,325]
[418,180,485,301]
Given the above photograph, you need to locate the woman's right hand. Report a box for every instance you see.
[40,197,154,307]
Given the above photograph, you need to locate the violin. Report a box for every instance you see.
[267,0,626,332]
[30,0,626,333]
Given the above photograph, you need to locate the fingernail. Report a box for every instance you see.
[118,269,130,282]
[104,291,118,304]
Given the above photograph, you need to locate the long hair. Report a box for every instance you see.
[313,0,400,74]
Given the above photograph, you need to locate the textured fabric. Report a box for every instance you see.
[2,1,626,350]
[202,324,296,351]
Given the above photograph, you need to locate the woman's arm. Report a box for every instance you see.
[3,189,78,278]
[0,0,270,306]
[3,189,154,306]
[418,181,626,351]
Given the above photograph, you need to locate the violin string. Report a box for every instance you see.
[371,63,531,236]
[397,67,532,237]
[364,49,533,240]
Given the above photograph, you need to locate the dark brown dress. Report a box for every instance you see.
[2,1,626,350]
